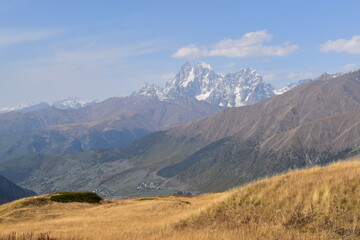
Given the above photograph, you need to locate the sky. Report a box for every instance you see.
[1,0,360,107]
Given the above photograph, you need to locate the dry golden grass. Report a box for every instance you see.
[0,160,359,240]
[178,160,360,240]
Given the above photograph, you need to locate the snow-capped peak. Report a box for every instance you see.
[132,83,169,100]
[134,62,276,107]
[0,100,36,113]
[52,97,97,109]
[0,97,97,114]
[195,61,212,70]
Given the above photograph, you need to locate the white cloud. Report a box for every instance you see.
[0,28,63,48]
[340,63,358,72]
[172,30,299,58]
[263,73,277,81]
[223,62,236,68]
[286,72,313,80]
[320,35,360,54]
[171,44,208,58]
[161,72,175,80]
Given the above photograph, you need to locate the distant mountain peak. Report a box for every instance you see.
[133,64,356,105]
[0,101,50,114]
[0,97,97,114]
[132,83,169,100]
[51,97,97,110]
[165,62,274,107]
[132,62,277,107]
[0,100,35,113]
[315,72,344,81]
[195,61,212,70]
[181,61,192,69]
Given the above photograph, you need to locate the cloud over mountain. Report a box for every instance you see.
[320,34,360,54]
[172,30,299,58]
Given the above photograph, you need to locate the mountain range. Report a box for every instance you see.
[0,97,97,114]
[1,62,314,114]
[0,68,358,198]
[0,95,221,162]
[0,62,309,163]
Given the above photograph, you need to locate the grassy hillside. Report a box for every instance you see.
[0,160,359,240]
[178,159,360,239]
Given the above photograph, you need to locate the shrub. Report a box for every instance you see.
[50,192,102,204]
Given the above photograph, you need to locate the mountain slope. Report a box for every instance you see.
[178,160,360,240]
[157,70,360,192]
[0,175,36,204]
[168,70,360,143]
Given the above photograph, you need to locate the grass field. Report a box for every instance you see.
[0,160,359,240]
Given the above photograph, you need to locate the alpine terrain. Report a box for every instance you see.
[0,69,359,198]
[0,62,296,162]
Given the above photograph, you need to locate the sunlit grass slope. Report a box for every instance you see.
[178,160,360,239]
[0,160,359,240]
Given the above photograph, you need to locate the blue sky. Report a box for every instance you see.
[1,0,360,107]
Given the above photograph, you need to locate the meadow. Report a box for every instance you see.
[0,160,359,240]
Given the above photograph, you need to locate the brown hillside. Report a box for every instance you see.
[260,109,360,153]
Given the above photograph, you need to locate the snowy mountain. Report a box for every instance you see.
[164,62,275,107]
[164,62,221,100]
[2,62,334,114]
[132,83,169,100]
[0,101,49,113]
[0,97,96,114]
[134,62,275,107]
[205,68,274,107]
[52,97,97,110]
